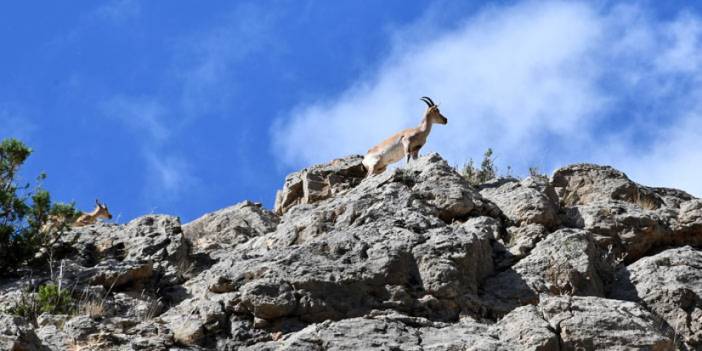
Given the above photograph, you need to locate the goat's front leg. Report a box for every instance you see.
[402,137,412,164]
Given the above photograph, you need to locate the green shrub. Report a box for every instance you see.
[0,138,77,274]
[36,284,74,314]
[528,166,547,178]
[8,283,75,321]
[462,148,498,185]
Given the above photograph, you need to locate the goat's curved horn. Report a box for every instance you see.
[420,97,434,107]
[96,198,102,206]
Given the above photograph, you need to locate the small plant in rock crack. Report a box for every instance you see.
[77,279,116,319]
[602,244,628,268]
[78,299,105,319]
[544,261,575,296]
[175,256,195,281]
[139,289,164,320]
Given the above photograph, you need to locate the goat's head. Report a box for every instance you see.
[421,96,447,125]
[94,199,113,220]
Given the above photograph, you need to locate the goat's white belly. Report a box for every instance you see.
[369,138,404,165]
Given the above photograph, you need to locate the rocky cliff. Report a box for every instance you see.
[1,154,701,350]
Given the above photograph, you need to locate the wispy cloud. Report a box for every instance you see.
[96,3,282,204]
[99,96,170,142]
[171,3,280,117]
[0,104,35,140]
[144,151,198,202]
[272,1,702,196]
[98,95,195,204]
[93,0,141,23]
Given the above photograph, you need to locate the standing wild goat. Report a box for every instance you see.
[73,199,113,227]
[362,96,447,176]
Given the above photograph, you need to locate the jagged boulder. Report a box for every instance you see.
[183,200,279,254]
[158,154,501,347]
[482,228,610,316]
[234,308,559,351]
[57,215,189,290]
[610,246,702,349]
[480,176,559,229]
[552,164,663,209]
[490,305,560,351]
[274,155,366,215]
[552,164,702,261]
[0,314,45,351]
[35,314,174,351]
[501,223,550,258]
[673,199,702,238]
[478,176,560,260]
[539,296,672,350]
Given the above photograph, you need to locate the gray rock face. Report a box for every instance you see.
[0,314,45,351]
[2,155,700,350]
[58,215,189,290]
[196,155,499,334]
[552,164,663,209]
[540,296,673,350]
[482,228,611,317]
[480,176,559,229]
[611,246,702,349]
[183,200,279,254]
[553,163,702,262]
[274,155,366,215]
[239,309,558,351]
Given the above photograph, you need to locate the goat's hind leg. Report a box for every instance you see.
[363,158,377,177]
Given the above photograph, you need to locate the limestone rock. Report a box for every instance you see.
[540,296,672,350]
[480,176,559,229]
[610,246,702,349]
[58,215,189,290]
[274,155,366,215]
[3,155,701,350]
[552,164,663,209]
[553,164,702,262]
[183,200,279,253]
[491,305,560,351]
[0,314,45,351]
[482,229,610,316]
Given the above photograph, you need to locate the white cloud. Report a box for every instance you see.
[605,92,702,196]
[272,1,702,196]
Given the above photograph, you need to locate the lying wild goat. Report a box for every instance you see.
[73,199,113,227]
[362,96,448,176]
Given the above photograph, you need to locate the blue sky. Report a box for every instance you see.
[1,1,701,223]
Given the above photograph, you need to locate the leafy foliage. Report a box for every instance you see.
[36,283,74,314]
[0,138,78,274]
[8,283,75,322]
